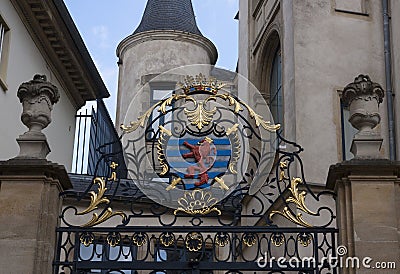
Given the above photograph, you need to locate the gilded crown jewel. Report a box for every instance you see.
[179,73,226,94]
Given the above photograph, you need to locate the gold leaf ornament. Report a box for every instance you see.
[76,177,127,227]
[269,177,316,228]
[174,189,221,215]
[226,124,240,174]
[157,126,171,176]
[184,101,217,130]
[205,93,280,132]
[120,102,161,133]
[241,101,281,131]
[158,94,189,114]
[206,93,243,113]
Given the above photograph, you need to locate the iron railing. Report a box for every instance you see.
[72,99,126,178]
[54,226,338,273]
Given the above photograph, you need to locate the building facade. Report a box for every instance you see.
[238,0,400,271]
[0,0,109,169]
[0,0,399,273]
[238,0,400,182]
[0,0,110,273]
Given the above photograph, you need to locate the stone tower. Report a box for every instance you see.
[116,0,218,126]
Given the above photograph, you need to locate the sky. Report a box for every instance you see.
[64,0,239,120]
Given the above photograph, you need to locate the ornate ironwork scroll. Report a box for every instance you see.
[118,73,281,213]
[56,69,338,274]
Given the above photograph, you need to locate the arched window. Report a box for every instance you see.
[269,47,283,129]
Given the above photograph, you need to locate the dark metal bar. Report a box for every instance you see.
[334,8,368,16]
[60,260,316,271]
[52,231,63,272]
[314,232,319,274]
[56,226,338,234]
[382,0,397,160]
[332,232,338,274]
[340,100,347,161]
[81,108,88,174]
[72,231,80,272]
[74,111,82,173]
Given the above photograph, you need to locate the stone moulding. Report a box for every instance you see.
[116,30,218,65]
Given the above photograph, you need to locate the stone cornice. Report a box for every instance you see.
[0,159,72,191]
[117,30,218,65]
[10,0,109,109]
[326,159,400,190]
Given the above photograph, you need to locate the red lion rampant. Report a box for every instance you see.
[182,137,216,187]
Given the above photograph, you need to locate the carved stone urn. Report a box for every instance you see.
[15,74,60,158]
[341,75,385,158]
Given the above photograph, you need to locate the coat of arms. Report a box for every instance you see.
[121,72,279,213]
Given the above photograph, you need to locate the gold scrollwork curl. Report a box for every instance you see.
[157,125,172,175]
[269,177,317,228]
[226,123,240,174]
[120,102,162,133]
[76,177,127,227]
[205,93,280,132]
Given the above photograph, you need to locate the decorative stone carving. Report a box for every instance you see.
[341,75,385,159]
[15,75,59,159]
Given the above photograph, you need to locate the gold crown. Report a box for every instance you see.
[179,73,226,94]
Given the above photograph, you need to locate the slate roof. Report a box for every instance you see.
[133,0,203,36]
[68,174,142,201]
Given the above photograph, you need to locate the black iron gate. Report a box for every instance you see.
[55,75,338,274]
[55,226,337,273]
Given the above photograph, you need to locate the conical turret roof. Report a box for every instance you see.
[133,0,203,36]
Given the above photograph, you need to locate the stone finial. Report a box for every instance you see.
[341,75,385,159]
[15,74,60,159]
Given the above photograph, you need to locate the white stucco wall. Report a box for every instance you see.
[0,0,76,170]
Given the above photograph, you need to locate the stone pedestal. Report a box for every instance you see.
[350,135,383,159]
[16,132,51,159]
[327,160,400,273]
[0,159,71,274]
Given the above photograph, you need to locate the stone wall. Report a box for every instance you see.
[240,0,391,185]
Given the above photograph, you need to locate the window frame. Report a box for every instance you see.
[147,82,176,139]
[269,47,283,130]
[0,13,10,91]
[339,98,357,160]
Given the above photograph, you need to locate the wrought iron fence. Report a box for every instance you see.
[72,99,127,178]
[56,130,338,273]
[55,226,338,273]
